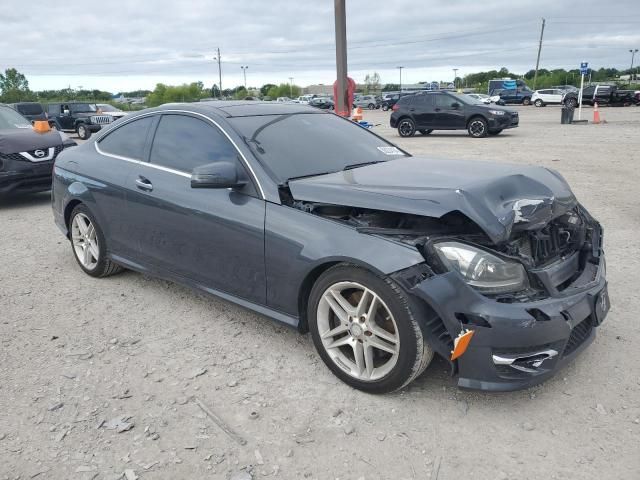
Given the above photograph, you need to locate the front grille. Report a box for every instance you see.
[562,316,593,357]
[0,144,64,163]
[90,115,112,125]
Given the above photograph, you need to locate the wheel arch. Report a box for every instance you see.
[466,114,488,128]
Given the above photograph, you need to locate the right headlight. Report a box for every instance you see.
[433,241,528,294]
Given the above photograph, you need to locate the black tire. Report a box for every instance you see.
[522,97,531,106]
[397,118,416,137]
[76,123,91,140]
[565,97,578,108]
[488,129,503,135]
[534,99,544,107]
[419,129,433,135]
[382,105,389,111]
[367,103,375,110]
[69,204,123,278]
[308,264,433,393]
[467,117,488,138]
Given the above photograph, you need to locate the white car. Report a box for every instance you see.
[531,89,564,107]
[96,104,127,119]
[295,95,315,105]
[466,93,492,104]
[276,97,292,102]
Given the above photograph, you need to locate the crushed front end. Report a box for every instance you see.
[395,204,608,391]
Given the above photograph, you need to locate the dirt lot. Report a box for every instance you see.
[1,105,639,480]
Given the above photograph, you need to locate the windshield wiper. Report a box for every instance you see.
[343,160,385,171]
[286,171,334,183]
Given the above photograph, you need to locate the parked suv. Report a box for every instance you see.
[353,95,379,110]
[46,102,113,140]
[390,91,519,138]
[8,102,48,122]
[531,89,565,107]
[489,88,533,105]
[380,92,413,111]
[562,85,638,107]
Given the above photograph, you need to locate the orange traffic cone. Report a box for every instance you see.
[593,102,600,124]
[352,106,363,122]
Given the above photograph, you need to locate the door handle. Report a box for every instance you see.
[135,176,153,192]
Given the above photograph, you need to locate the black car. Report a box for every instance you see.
[46,102,113,140]
[381,92,413,111]
[0,104,75,196]
[51,102,607,393]
[562,84,638,107]
[391,92,519,138]
[8,102,48,122]
[309,97,335,110]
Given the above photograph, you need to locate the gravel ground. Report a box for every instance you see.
[1,105,639,480]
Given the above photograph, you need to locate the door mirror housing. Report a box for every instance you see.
[451,102,460,109]
[191,161,246,189]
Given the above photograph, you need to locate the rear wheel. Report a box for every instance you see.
[69,204,123,278]
[419,129,433,135]
[397,118,416,137]
[522,97,531,106]
[76,123,91,140]
[367,103,375,110]
[308,264,433,393]
[565,97,578,108]
[382,105,389,111]
[468,117,488,138]
[534,99,544,107]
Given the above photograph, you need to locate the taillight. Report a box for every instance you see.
[392,104,399,111]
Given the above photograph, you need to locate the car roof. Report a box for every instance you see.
[148,101,324,118]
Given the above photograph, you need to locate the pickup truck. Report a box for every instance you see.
[562,84,639,107]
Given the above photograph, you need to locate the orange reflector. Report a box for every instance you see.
[450,329,475,361]
[33,121,51,133]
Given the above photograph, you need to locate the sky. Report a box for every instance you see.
[2,0,640,93]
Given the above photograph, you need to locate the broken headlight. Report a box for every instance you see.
[433,241,528,294]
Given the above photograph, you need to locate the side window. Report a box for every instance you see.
[98,116,154,160]
[434,94,453,108]
[412,95,432,107]
[150,115,238,173]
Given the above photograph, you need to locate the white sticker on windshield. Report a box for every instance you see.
[15,123,31,129]
[377,146,403,155]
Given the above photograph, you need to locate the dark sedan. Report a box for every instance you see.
[0,104,75,196]
[51,102,608,393]
[391,91,519,138]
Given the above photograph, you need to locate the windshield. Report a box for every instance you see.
[97,104,120,112]
[70,103,97,113]
[16,103,44,115]
[0,106,32,129]
[229,113,408,183]
[451,93,483,105]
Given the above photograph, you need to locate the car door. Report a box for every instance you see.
[411,94,434,128]
[57,104,74,130]
[433,94,466,129]
[123,112,266,304]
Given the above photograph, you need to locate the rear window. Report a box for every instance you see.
[16,103,44,115]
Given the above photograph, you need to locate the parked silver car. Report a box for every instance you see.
[353,95,379,110]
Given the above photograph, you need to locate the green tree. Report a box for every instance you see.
[363,72,381,94]
[0,68,33,102]
[234,86,248,99]
[382,83,399,91]
[266,83,300,99]
[260,84,276,97]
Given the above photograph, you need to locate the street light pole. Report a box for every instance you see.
[630,49,639,82]
[213,48,222,98]
[453,68,458,89]
[289,77,294,97]
[334,0,349,116]
[397,66,404,91]
[241,66,248,89]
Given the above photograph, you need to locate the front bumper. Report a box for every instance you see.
[0,160,54,195]
[407,252,607,391]
[488,112,519,130]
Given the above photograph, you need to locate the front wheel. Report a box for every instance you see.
[308,265,433,393]
[534,99,544,107]
[76,124,91,140]
[69,204,123,278]
[367,103,375,110]
[397,118,416,137]
[468,117,488,138]
[419,129,433,135]
[522,97,531,106]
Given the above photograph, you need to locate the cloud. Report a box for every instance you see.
[1,0,639,91]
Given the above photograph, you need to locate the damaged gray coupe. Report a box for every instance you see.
[51,102,609,393]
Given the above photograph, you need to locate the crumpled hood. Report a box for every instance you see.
[0,129,63,154]
[288,156,577,243]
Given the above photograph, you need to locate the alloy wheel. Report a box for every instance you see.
[71,213,99,270]
[398,120,414,137]
[469,120,485,137]
[317,282,400,381]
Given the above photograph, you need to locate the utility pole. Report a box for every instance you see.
[453,68,458,89]
[630,49,639,82]
[241,66,248,89]
[334,0,348,116]
[289,77,294,97]
[533,17,545,90]
[397,66,404,91]
[213,48,222,98]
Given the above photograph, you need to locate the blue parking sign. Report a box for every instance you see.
[580,62,588,69]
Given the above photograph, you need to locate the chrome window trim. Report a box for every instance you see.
[94,109,265,198]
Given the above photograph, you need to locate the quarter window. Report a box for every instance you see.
[149,114,238,173]
[98,116,154,160]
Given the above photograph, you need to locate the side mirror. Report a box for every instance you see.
[451,102,460,109]
[191,161,246,189]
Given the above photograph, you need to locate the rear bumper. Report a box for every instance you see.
[407,253,607,391]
